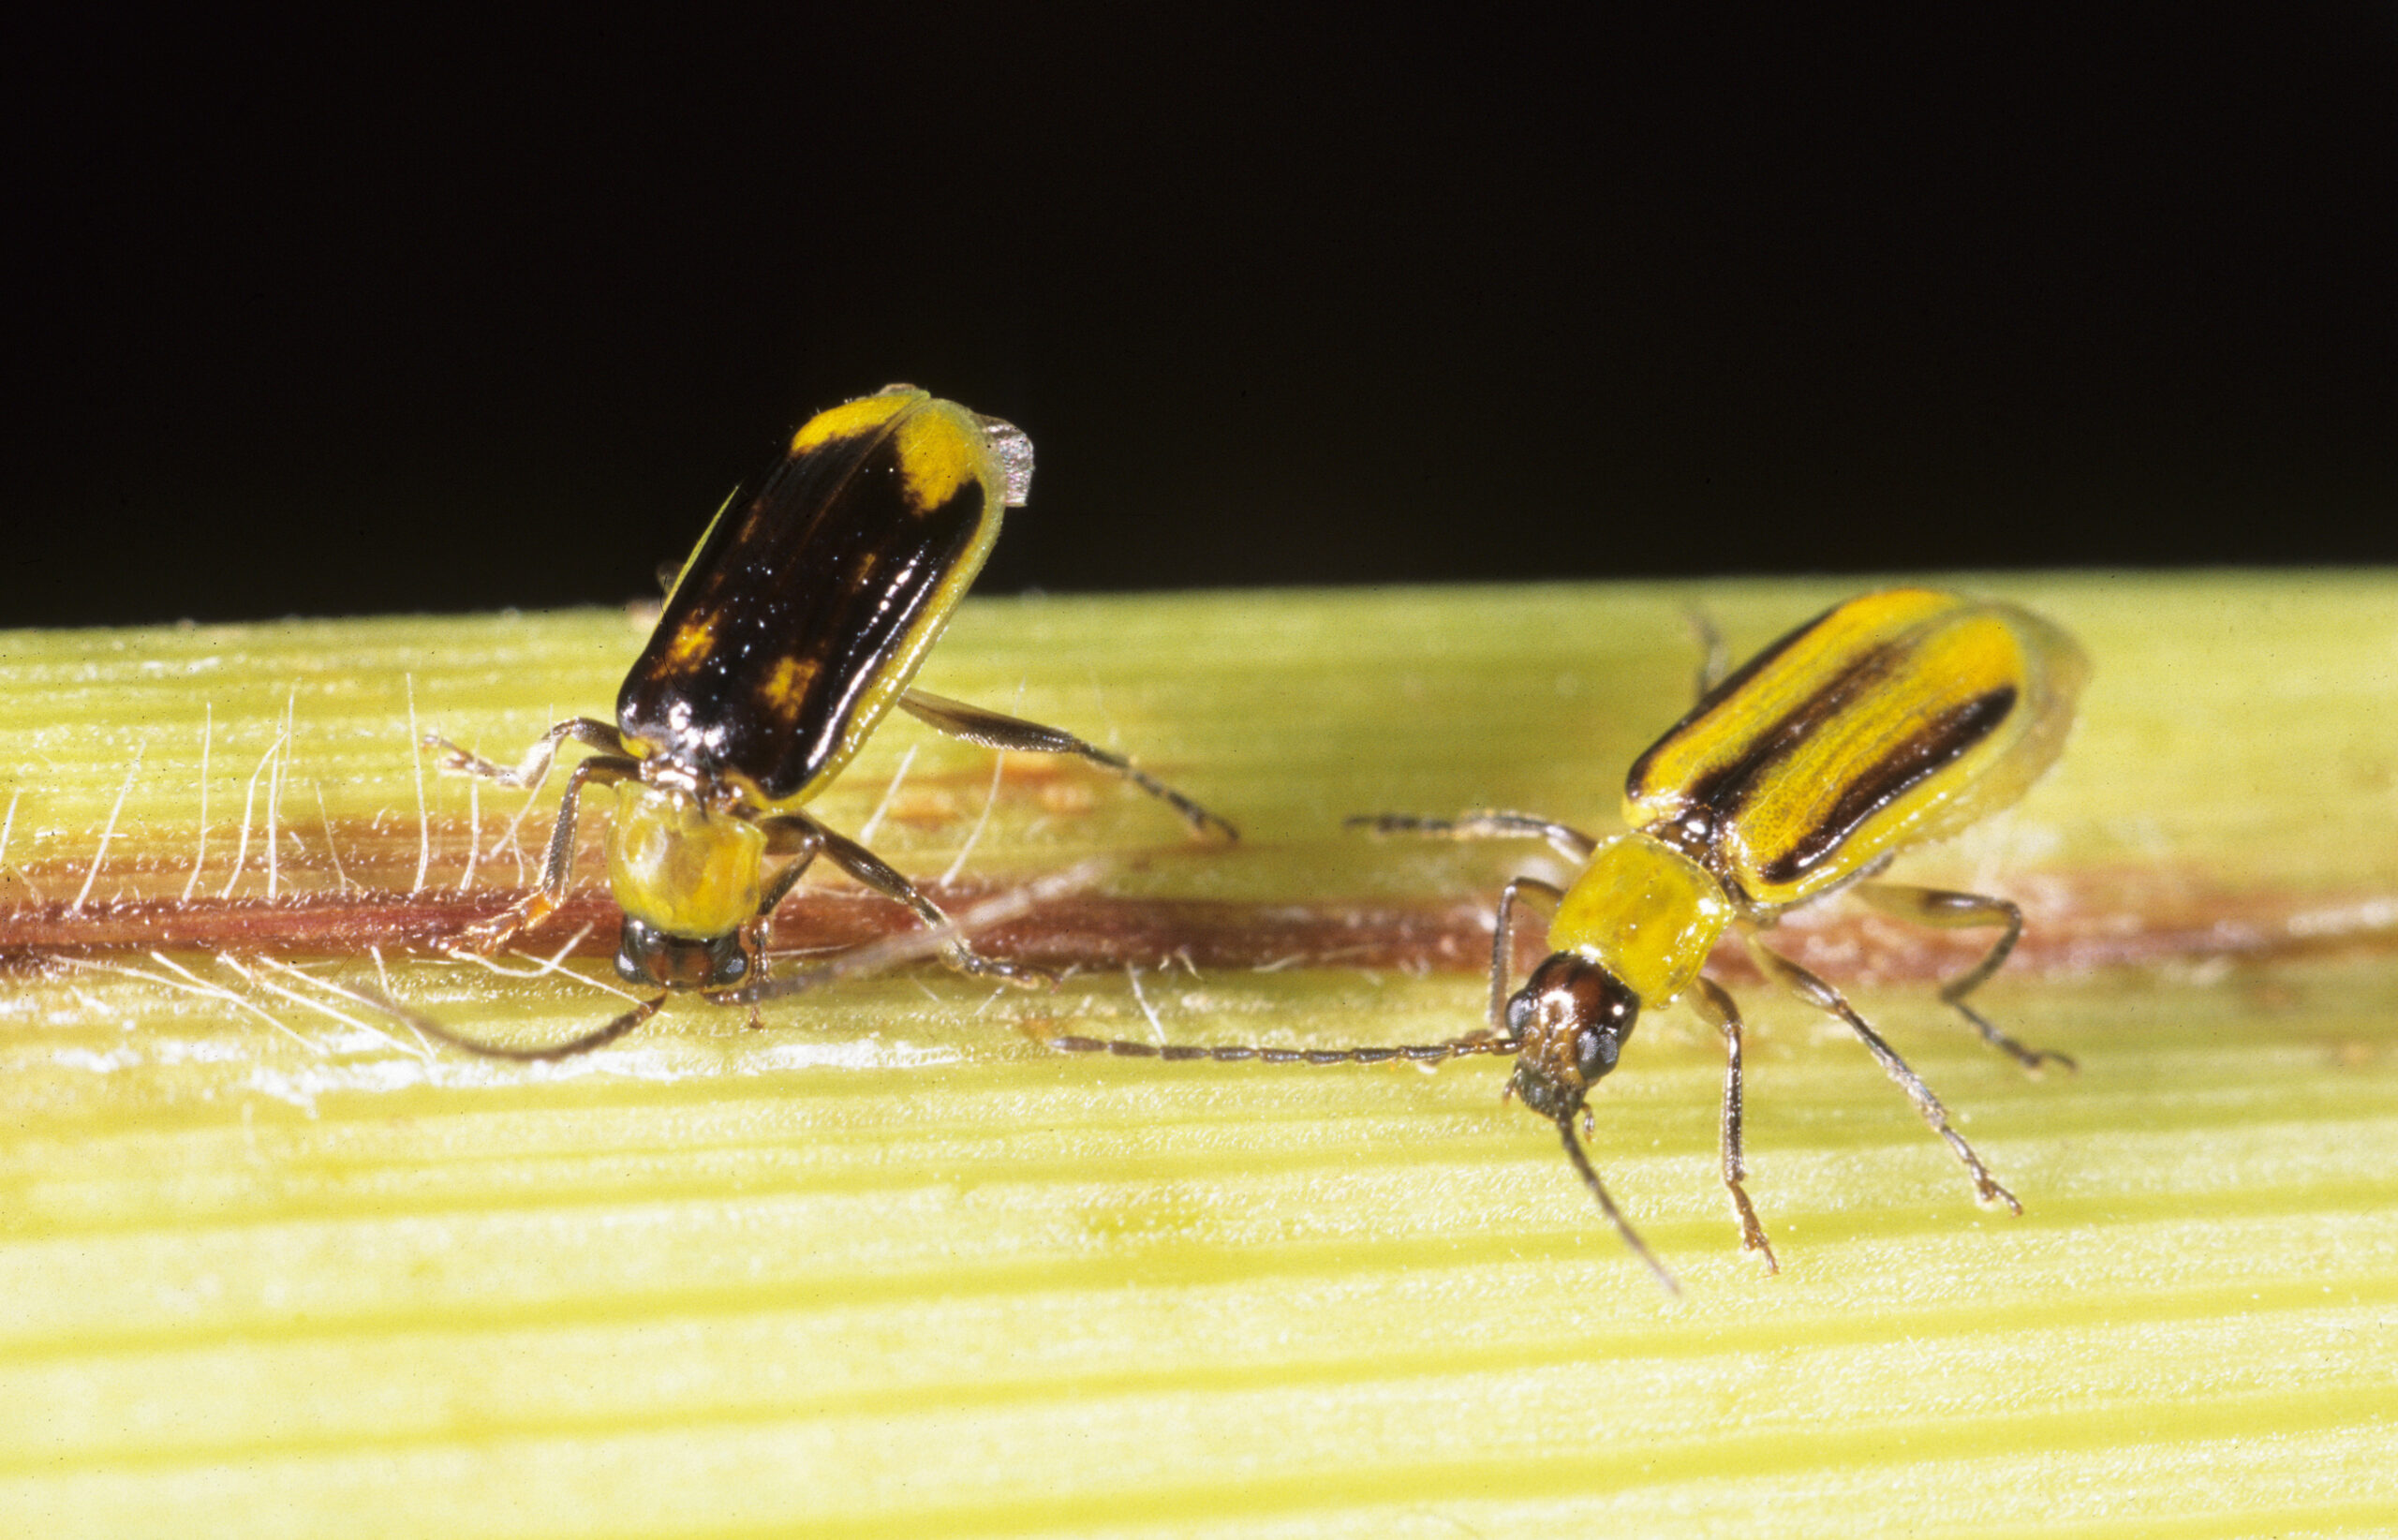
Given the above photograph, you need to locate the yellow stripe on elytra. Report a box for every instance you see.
[789,389,986,518]
[1626,587,1961,808]
[887,405,982,513]
[1722,610,2027,902]
[789,389,921,453]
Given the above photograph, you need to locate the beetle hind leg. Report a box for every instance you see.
[1685,606,1733,702]
[1855,883,2075,1074]
[1746,934,2022,1216]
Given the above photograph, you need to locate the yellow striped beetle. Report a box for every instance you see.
[421,385,1234,1059]
[1060,589,2086,1289]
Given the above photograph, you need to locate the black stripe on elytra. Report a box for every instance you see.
[1756,685,2018,889]
[1639,638,1914,866]
[1625,599,1843,799]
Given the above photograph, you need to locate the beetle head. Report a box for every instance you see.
[1502,950,1639,1120]
[614,917,750,991]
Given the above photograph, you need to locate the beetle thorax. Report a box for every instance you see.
[605,779,765,949]
[1545,835,1734,1009]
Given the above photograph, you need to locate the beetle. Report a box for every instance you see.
[1055,589,2087,1290]
[418,384,1235,1059]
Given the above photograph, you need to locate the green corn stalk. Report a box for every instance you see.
[1,574,2394,1537]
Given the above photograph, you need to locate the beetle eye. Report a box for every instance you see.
[1505,988,1535,1035]
[1576,1027,1616,1077]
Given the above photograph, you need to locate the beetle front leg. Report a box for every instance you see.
[1489,877,1564,1033]
[1684,976,1777,1270]
[754,817,826,928]
[1854,883,2074,1074]
[896,689,1237,841]
[424,716,625,791]
[1346,811,1600,866]
[718,819,832,1020]
[770,811,1054,988]
[463,753,640,951]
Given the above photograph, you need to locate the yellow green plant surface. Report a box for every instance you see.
[2,574,2395,1537]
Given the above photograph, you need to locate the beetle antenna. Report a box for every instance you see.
[1554,1108,1680,1296]
[367,991,666,1062]
[1046,1032,1519,1065]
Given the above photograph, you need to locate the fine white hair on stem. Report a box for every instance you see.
[484,779,545,886]
[854,743,917,848]
[365,946,429,1053]
[456,777,481,894]
[193,953,332,1056]
[739,858,1107,1003]
[314,782,351,892]
[236,954,427,1061]
[74,741,145,913]
[182,703,212,902]
[440,925,642,1002]
[938,678,1029,888]
[0,788,21,881]
[68,950,329,1056]
[940,749,1006,887]
[220,731,283,901]
[264,687,295,900]
[1126,962,1166,1045]
[407,674,429,895]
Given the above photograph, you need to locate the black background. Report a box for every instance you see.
[7,7,2393,627]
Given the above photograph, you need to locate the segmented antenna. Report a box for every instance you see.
[370,991,667,1063]
[1046,1033,1520,1066]
[1554,1111,1681,1296]
[1049,1028,1682,1295]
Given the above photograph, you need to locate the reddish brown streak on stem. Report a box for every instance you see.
[3,869,2396,980]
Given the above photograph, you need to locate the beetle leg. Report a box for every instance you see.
[1345,810,1600,866]
[1854,883,2075,1074]
[1744,933,2022,1215]
[716,822,829,997]
[1685,606,1732,702]
[1684,977,1778,1270]
[753,817,826,921]
[424,716,625,791]
[1491,877,1565,1032]
[768,811,1055,988]
[463,754,640,951]
[896,689,1237,841]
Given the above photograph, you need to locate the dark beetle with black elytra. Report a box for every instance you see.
[422,384,1234,1058]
